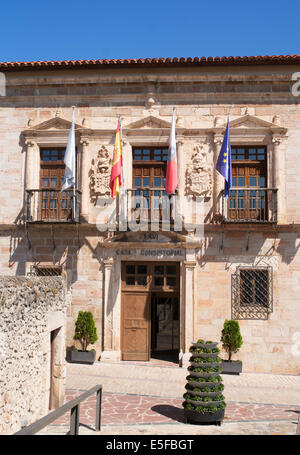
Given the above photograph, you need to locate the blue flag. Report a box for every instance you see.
[216,120,232,198]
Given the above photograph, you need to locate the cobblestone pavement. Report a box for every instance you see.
[38,389,300,435]
[37,360,300,435]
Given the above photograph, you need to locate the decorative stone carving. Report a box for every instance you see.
[214,116,223,127]
[90,146,112,201]
[176,116,184,127]
[146,93,156,108]
[185,145,212,197]
[272,134,283,146]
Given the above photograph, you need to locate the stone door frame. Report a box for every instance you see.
[101,247,196,367]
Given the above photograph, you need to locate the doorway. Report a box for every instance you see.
[151,293,179,362]
[121,262,180,362]
[49,328,59,410]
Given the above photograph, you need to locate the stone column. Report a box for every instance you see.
[122,140,132,190]
[213,135,224,221]
[181,249,197,367]
[101,258,121,362]
[272,135,286,224]
[25,140,37,190]
[25,140,39,220]
[80,138,90,220]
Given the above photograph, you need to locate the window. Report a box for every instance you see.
[232,266,273,320]
[122,263,179,291]
[124,263,148,287]
[132,147,170,221]
[29,265,62,276]
[133,147,167,189]
[228,146,270,222]
[39,148,73,221]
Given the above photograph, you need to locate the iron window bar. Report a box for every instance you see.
[231,266,273,320]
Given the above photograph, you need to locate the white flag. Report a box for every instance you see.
[62,109,76,191]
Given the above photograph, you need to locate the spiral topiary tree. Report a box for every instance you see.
[183,339,226,425]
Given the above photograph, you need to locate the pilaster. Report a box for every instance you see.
[213,135,224,220]
[181,249,197,367]
[101,258,121,362]
[79,138,90,220]
[272,134,286,224]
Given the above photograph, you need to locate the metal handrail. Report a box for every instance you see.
[222,187,278,223]
[25,189,82,193]
[297,412,300,435]
[14,385,102,435]
[25,188,81,223]
[229,187,278,191]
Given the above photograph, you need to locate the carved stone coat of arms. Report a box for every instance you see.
[90,146,112,202]
[185,147,212,197]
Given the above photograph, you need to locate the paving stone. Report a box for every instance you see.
[37,361,300,435]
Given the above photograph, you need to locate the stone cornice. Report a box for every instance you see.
[3,223,300,234]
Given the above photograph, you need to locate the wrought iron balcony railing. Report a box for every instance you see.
[121,188,179,230]
[25,189,81,223]
[222,188,278,223]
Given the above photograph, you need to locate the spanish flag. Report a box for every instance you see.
[110,120,122,197]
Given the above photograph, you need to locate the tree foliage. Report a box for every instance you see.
[221,320,243,361]
[73,311,98,351]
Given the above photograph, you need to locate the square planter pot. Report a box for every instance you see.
[222,360,242,375]
[68,349,96,364]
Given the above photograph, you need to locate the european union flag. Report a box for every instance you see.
[216,120,232,198]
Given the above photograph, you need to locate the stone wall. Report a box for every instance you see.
[0,276,66,434]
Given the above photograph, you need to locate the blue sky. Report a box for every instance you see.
[0,0,299,62]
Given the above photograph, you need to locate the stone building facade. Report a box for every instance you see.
[0,55,300,374]
[0,276,66,434]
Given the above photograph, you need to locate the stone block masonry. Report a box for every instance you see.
[0,276,67,434]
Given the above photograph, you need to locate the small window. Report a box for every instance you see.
[30,266,62,276]
[232,266,273,320]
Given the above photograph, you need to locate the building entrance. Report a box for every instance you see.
[121,262,180,361]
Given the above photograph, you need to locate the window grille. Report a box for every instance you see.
[231,266,273,320]
[28,265,62,276]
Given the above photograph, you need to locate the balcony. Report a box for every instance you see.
[120,188,179,230]
[25,189,81,223]
[222,188,278,223]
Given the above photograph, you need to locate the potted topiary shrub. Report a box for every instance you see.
[183,339,226,425]
[220,319,243,375]
[69,311,98,364]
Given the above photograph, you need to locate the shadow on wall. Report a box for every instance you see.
[6,226,80,288]
[198,230,300,268]
[276,232,300,265]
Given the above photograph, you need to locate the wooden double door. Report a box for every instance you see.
[121,262,180,361]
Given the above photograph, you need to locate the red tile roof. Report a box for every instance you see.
[0,55,300,71]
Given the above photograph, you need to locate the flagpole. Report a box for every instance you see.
[116,115,124,230]
[119,115,125,194]
[224,115,230,220]
[72,106,76,222]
